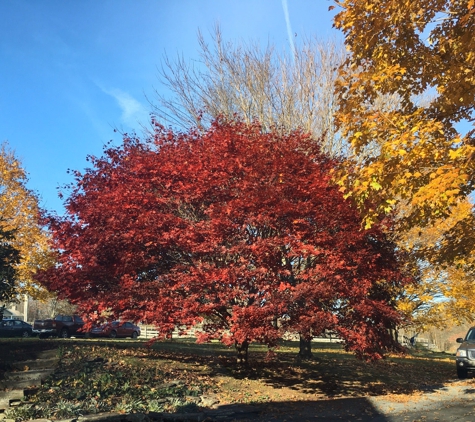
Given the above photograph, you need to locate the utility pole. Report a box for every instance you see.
[23,294,29,322]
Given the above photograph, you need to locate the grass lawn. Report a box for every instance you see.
[0,337,459,420]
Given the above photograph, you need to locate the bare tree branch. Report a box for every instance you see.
[151,26,348,157]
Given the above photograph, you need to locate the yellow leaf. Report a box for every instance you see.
[370,181,382,190]
[449,149,463,159]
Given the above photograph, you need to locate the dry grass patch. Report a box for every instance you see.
[0,338,458,420]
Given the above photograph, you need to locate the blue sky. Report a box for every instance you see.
[0,0,340,215]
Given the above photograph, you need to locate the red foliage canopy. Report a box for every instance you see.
[39,120,410,359]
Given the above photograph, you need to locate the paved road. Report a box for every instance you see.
[368,382,475,422]
[208,381,475,421]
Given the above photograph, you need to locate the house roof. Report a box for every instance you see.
[3,308,22,317]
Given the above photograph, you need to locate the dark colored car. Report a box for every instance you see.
[0,319,34,338]
[456,327,475,378]
[33,314,85,338]
[90,321,140,339]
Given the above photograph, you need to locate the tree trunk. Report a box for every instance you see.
[235,340,249,365]
[299,334,313,359]
[389,327,399,344]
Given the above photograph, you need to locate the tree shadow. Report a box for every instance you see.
[0,339,58,371]
[207,397,391,421]
[65,338,456,399]
[206,344,455,398]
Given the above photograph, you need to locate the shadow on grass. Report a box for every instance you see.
[0,338,59,370]
[75,338,455,398]
[0,337,456,401]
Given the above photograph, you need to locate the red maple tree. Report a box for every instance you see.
[39,120,410,362]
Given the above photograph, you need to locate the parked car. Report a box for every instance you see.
[90,321,140,339]
[33,314,85,338]
[0,319,34,338]
[456,327,475,378]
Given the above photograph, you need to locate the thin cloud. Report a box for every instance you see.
[281,0,296,57]
[102,87,149,129]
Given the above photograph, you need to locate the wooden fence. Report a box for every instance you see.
[138,325,341,342]
[138,325,198,339]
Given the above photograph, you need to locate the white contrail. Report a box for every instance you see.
[281,0,296,58]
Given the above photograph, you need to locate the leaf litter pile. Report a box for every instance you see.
[4,341,460,421]
[6,344,216,420]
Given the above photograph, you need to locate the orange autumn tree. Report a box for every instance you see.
[332,0,475,324]
[0,143,53,300]
[333,0,475,228]
[396,200,475,328]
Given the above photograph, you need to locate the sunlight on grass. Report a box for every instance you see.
[0,338,458,421]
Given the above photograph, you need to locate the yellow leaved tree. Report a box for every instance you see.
[332,0,475,325]
[334,0,475,227]
[395,200,475,328]
[0,143,53,300]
